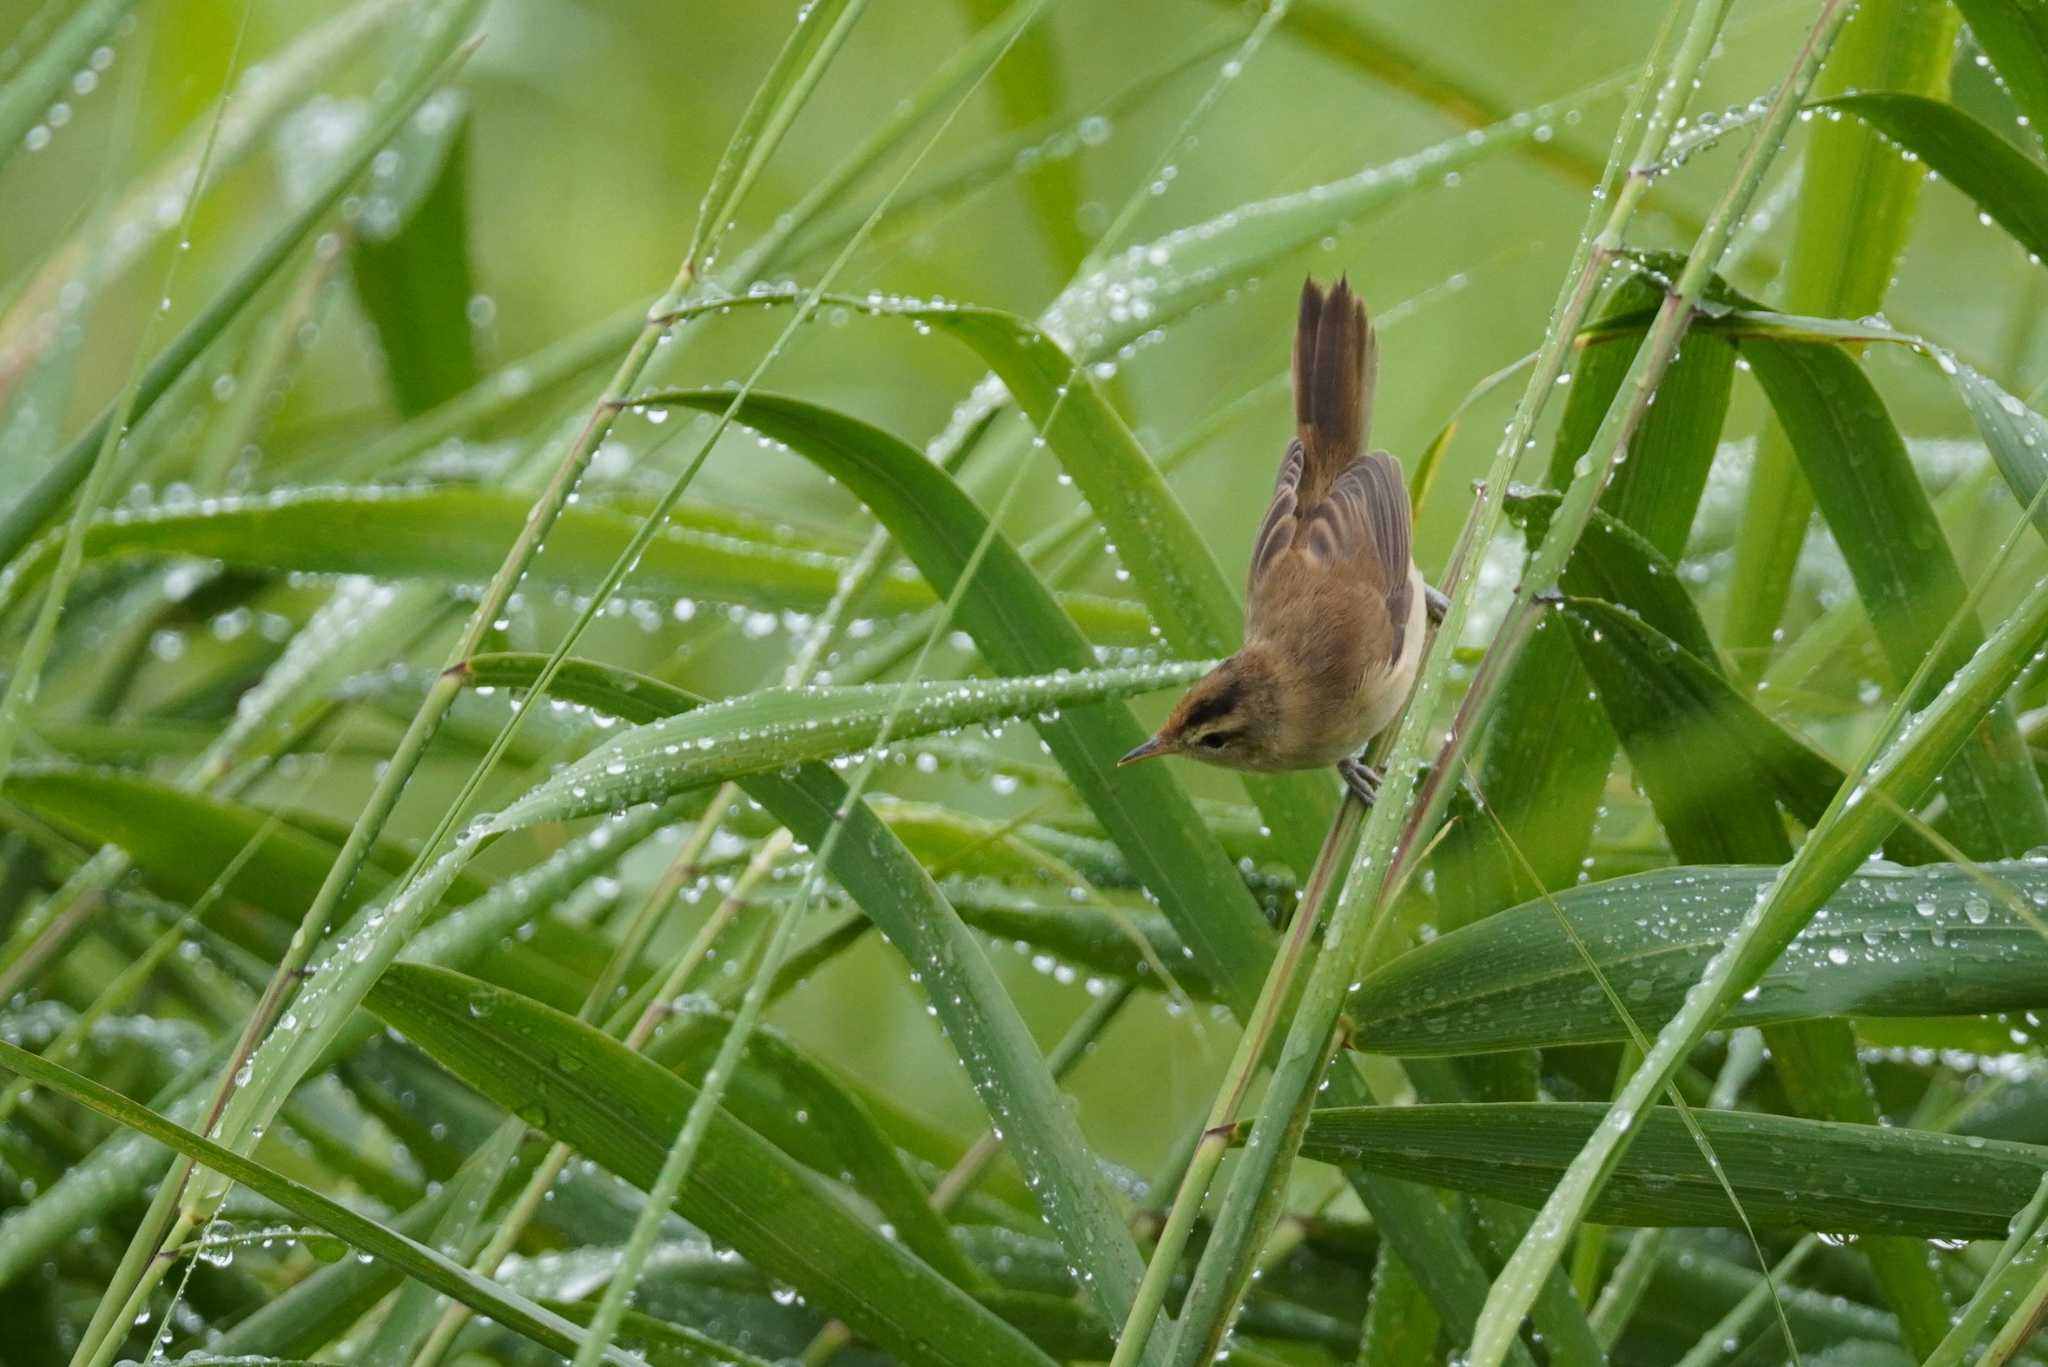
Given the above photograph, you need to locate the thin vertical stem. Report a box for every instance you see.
[1107,796,1364,1367]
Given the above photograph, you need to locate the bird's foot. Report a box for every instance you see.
[1337,757,1382,807]
[1424,584,1450,626]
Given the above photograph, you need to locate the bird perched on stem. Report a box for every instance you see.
[1119,276,1441,805]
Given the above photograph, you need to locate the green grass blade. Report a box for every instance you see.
[1551,593,1936,861]
[485,658,1210,831]
[0,0,141,174]
[1742,334,2048,855]
[1827,92,2048,262]
[1352,858,2048,1054]
[0,5,479,568]
[1719,0,1956,680]
[1558,597,1831,855]
[645,387,1279,1014]
[683,0,868,271]
[1297,1104,2048,1237]
[1956,0,2048,147]
[347,92,478,416]
[0,1037,648,1367]
[367,964,1054,1367]
[1954,358,2048,541]
[0,484,1153,644]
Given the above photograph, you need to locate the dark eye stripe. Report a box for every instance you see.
[1184,682,1241,729]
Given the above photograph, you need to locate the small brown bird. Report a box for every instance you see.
[1119,276,1440,805]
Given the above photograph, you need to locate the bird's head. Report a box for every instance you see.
[1119,650,1282,772]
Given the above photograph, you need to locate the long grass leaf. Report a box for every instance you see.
[1827,92,2048,262]
[367,965,1054,1367]
[0,8,479,567]
[0,1038,649,1367]
[1719,0,1956,675]
[643,387,1279,1011]
[1298,1103,2048,1237]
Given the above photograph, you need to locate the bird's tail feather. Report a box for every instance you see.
[1292,275,1376,500]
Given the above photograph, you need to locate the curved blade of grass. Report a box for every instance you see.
[1,763,488,914]
[1551,593,1939,862]
[645,297,1340,876]
[1445,274,1732,915]
[1468,393,2048,1367]
[0,10,478,568]
[648,1006,977,1287]
[1954,363,2048,546]
[1957,0,2048,146]
[486,658,1210,832]
[1296,1104,2048,1237]
[1741,333,2048,856]
[464,653,1224,992]
[683,0,867,272]
[0,484,1152,643]
[1354,855,2048,1055]
[1827,92,2048,262]
[1558,597,1833,851]
[259,641,1155,1346]
[644,388,1277,1013]
[1719,0,1956,677]
[367,965,1053,1367]
[0,1037,648,1367]
[348,91,477,416]
[0,0,140,172]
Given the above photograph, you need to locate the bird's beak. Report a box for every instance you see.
[1118,735,1171,766]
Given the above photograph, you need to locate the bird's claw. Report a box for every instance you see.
[1337,757,1382,807]
[1424,584,1450,626]
[1532,586,1565,608]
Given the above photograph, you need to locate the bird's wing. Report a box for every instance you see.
[1250,450,1412,664]
[1245,439,1305,599]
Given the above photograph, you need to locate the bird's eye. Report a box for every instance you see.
[1198,732,1232,749]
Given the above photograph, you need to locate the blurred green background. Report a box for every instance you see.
[5,0,2042,1180]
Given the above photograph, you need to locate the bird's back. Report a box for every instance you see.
[1242,278,1417,764]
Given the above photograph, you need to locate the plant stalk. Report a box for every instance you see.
[1155,0,1791,1356]
[1106,794,1364,1367]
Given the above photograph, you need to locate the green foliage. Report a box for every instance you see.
[10,5,2048,1367]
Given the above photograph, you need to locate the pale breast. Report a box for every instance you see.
[1349,562,1429,743]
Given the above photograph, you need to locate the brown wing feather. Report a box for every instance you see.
[1303,451,1412,661]
[1248,449,1412,662]
[1247,439,1304,597]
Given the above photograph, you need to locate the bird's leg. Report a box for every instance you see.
[1424,584,1450,625]
[1337,756,1381,806]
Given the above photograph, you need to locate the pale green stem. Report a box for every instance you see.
[1155,0,1741,1359]
[1668,1237,1819,1367]
[1920,1173,2048,1367]
[1107,796,1364,1367]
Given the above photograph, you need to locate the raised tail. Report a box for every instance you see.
[1292,275,1377,503]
